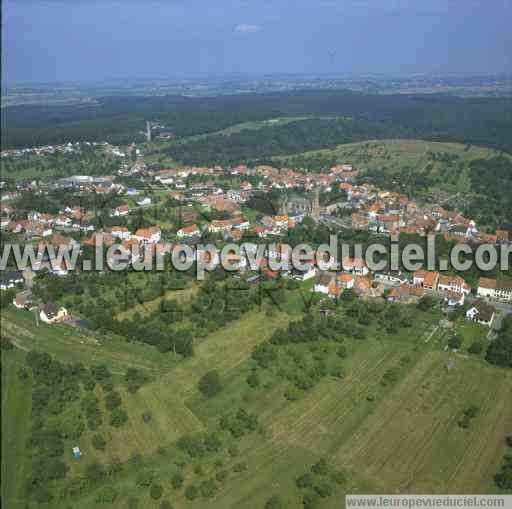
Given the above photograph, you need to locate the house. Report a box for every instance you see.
[477,277,512,303]
[291,263,316,281]
[134,227,161,244]
[136,197,152,207]
[208,219,233,234]
[177,224,200,238]
[39,302,69,324]
[437,275,471,296]
[0,271,24,290]
[342,257,369,276]
[111,204,130,217]
[13,290,32,309]
[338,272,355,289]
[413,270,440,291]
[466,301,496,327]
[374,270,407,285]
[111,226,132,240]
[313,273,335,295]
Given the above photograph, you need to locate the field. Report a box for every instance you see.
[2,300,511,509]
[274,138,504,177]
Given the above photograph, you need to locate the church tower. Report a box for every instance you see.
[311,188,320,219]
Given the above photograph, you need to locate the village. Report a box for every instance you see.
[1,143,512,332]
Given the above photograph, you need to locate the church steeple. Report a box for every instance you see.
[312,188,320,219]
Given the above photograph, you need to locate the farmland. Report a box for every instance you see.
[2,299,511,509]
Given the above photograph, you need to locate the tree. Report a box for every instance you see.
[311,458,329,476]
[198,370,222,398]
[105,391,122,410]
[448,334,462,350]
[265,495,284,509]
[86,462,105,483]
[247,371,260,388]
[468,341,483,354]
[171,472,184,489]
[110,408,128,427]
[296,473,313,489]
[199,479,217,498]
[96,486,118,504]
[184,485,199,500]
[150,483,163,500]
[160,501,173,509]
[314,482,333,498]
[92,434,107,451]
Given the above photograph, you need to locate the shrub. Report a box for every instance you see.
[216,470,228,482]
[184,485,199,500]
[296,473,313,489]
[92,434,107,451]
[171,472,184,489]
[150,483,163,500]
[311,458,329,476]
[314,482,333,498]
[110,408,128,427]
[468,341,483,355]
[265,495,284,509]
[233,461,247,472]
[198,370,222,398]
[95,486,118,504]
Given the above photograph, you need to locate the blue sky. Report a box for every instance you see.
[3,0,512,84]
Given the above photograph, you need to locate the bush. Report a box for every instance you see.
[265,495,284,509]
[127,497,139,509]
[448,334,462,350]
[216,470,228,482]
[303,491,320,509]
[463,405,480,418]
[110,408,128,427]
[314,482,333,498]
[159,501,173,509]
[296,473,313,488]
[336,346,347,358]
[105,391,122,410]
[136,470,154,488]
[331,470,346,484]
[150,483,163,500]
[171,472,184,489]
[198,370,222,398]
[506,435,512,447]
[92,434,107,451]
[247,371,260,388]
[311,458,329,476]
[233,461,247,472]
[95,486,118,504]
[468,341,483,355]
[184,485,199,500]
[198,479,217,498]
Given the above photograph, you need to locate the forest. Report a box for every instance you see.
[3,91,512,155]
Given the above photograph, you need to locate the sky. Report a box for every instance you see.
[2,0,512,85]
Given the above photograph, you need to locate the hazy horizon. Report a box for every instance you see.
[3,0,512,86]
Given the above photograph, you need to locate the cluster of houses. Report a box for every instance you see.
[2,149,512,330]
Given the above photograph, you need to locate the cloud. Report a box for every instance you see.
[234,23,262,34]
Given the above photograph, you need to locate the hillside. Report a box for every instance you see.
[2,297,512,508]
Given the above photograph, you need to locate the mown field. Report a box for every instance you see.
[1,301,511,508]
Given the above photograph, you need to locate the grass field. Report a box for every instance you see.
[1,349,33,509]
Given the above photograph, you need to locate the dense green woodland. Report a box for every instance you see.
[3,91,512,153]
